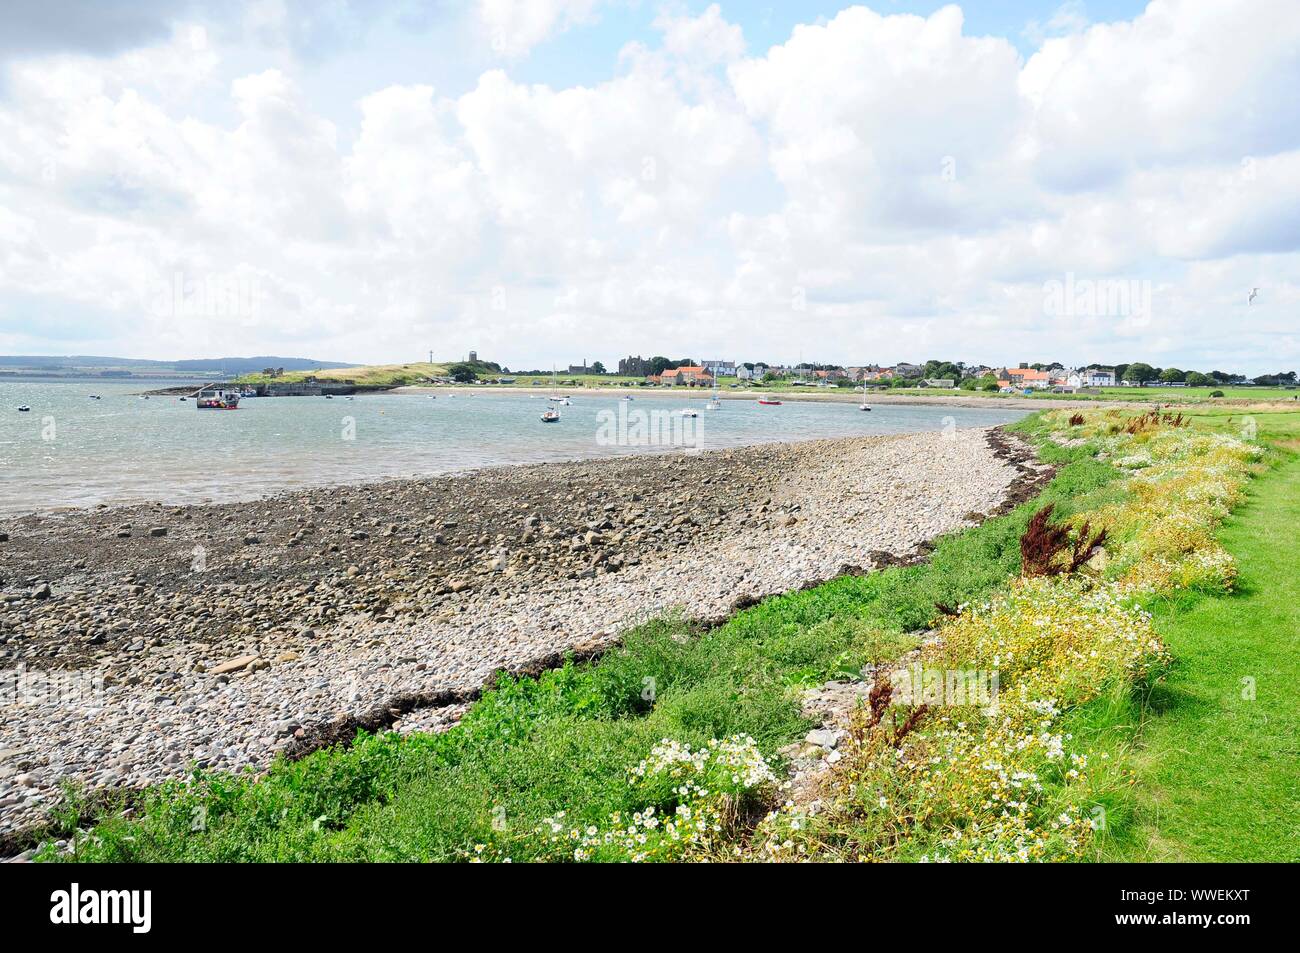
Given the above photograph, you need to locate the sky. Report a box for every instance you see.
[0,0,1297,374]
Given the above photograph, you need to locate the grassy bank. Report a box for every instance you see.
[1104,417,1300,861]
[236,362,452,388]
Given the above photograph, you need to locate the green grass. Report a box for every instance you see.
[1103,436,1300,861]
[45,430,1121,862]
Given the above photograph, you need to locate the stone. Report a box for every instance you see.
[805,728,839,749]
[210,654,260,676]
[149,526,168,537]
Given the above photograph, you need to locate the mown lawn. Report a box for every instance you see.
[1107,442,1300,861]
[45,432,1120,862]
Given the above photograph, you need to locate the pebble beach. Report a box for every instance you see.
[0,425,1049,847]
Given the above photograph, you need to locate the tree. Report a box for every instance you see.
[1125,362,1157,384]
[1114,363,1130,384]
[590,361,606,375]
[1160,367,1185,383]
[923,359,962,381]
[447,362,478,383]
[980,374,1001,391]
[1185,371,1212,387]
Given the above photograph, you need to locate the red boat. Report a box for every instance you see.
[757,398,782,405]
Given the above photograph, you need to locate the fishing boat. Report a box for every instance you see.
[757,398,782,406]
[196,386,240,410]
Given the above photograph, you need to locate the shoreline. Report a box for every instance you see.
[0,425,1046,846]
[391,383,1300,411]
[390,383,1106,410]
[0,398,1029,522]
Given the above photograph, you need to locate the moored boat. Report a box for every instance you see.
[757,398,782,405]
[196,386,240,410]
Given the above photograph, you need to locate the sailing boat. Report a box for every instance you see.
[542,367,562,422]
[705,382,722,410]
[858,381,872,411]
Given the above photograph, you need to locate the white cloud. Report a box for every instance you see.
[654,3,745,66]
[1022,1,1089,46]
[476,0,603,59]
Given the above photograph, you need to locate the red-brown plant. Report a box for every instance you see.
[1020,503,1108,577]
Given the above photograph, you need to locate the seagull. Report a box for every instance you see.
[1248,287,1259,304]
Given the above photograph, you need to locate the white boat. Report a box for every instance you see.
[680,408,699,418]
[196,386,239,410]
[858,381,871,411]
[17,405,31,412]
[542,366,563,421]
[705,386,721,410]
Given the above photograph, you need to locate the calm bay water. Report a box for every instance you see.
[0,378,1028,515]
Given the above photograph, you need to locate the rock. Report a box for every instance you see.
[31,583,51,600]
[805,728,839,749]
[209,654,260,676]
[243,535,261,546]
[149,526,168,537]
[0,532,8,543]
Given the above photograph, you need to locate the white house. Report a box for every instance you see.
[1068,368,1117,388]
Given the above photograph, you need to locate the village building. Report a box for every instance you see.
[652,365,715,387]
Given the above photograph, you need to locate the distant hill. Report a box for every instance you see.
[0,355,356,375]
